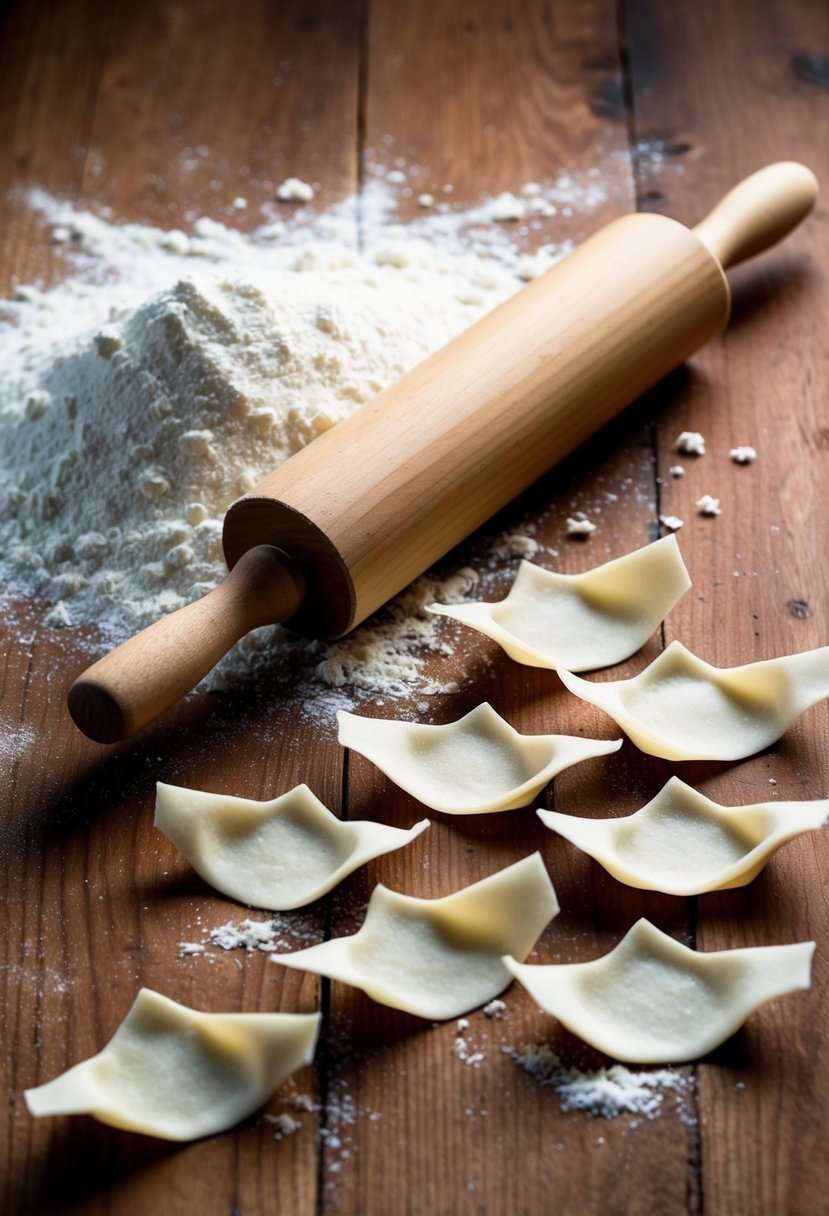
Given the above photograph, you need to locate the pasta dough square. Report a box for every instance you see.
[558,640,829,760]
[539,776,829,894]
[155,781,429,909]
[271,853,558,1019]
[338,702,621,814]
[429,535,690,671]
[505,919,814,1063]
[25,989,321,1141]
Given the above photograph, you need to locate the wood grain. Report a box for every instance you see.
[0,2,361,1213]
[0,2,107,294]
[77,0,361,225]
[627,1,829,1212]
[321,3,696,1214]
[1,1,828,1214]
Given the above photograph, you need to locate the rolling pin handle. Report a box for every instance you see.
[693,161,818,269]
[67,546,307,743]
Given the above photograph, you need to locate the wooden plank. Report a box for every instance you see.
[626,1,829,1213]
[312,2,698,1213]
[0,2,361,1213]
[4,1,827,1213]
[0,2,111,294]
[363,0,631,238]
[76,0,360,225]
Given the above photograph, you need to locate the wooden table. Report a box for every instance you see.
[2,2,828,1213]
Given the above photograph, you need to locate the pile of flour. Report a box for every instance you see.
[512,1042,695,1123]
[0,174,609,698]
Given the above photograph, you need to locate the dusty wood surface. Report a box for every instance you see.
[1,1,828,1214]
[627,3,829,1213]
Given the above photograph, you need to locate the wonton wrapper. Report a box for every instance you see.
[337,703,621,814]
[155,782,429,910]
[558,640,829,761]
[429,535,690,672]
[272,853,558,1020]
[25,989,320,1141]
[539,776,829,895]
[504,919,814,1063]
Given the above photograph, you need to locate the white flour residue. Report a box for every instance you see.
[511,1043,695,1123]
[452,1017,486,1068]
[177,912,323,959]
[264,1111,304,1140]
[262,1092,320,1145]
[0,721,37,770]
[319,1074,382,1184]
[314,567,479,695]
[360,154,624,256]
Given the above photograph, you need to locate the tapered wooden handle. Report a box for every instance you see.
[693,162,818,269]
[67,547,306,743]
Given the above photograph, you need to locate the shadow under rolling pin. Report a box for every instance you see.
[68,162,818,743]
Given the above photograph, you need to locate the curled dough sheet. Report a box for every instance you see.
[24,989,320,1141]
[272,853,558,1020]
[539,776,829,895]
[337,702,621,814]
[429,535,690,672]
[504,919,814,1063]
[558,640,829,760]
[155,781,429,910]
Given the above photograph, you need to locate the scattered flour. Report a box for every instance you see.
[487,528,541,562]
[276,177,315,203]
[511,1043,695,1122]
[452,1018,486,1068]
[313,566,479,695]
[675,430,706,456]
[319,1073,382,1184]
[176,941,207,957]
[696,494,722,517]
[177,913,322,958]
[659,514,684,532]
[565,513,597,537]
[264,1111,303,1139]
[490,191,526,222]
[0,721,37,770]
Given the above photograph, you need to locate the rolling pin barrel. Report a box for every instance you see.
[68,162,818,743]
[223,210,730,638]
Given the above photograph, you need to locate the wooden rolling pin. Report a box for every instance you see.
[68,162,818,743]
